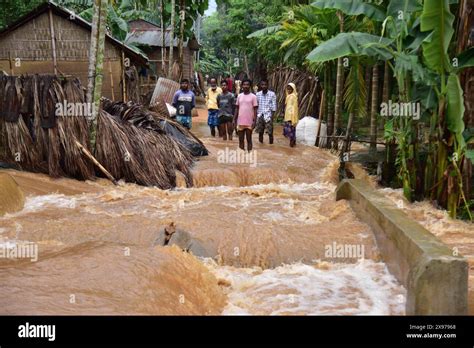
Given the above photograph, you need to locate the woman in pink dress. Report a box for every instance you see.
[233,79,258,152]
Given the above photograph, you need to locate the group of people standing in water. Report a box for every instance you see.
[172,77,299,152]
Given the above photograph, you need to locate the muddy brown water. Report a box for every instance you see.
[0,119,409,315]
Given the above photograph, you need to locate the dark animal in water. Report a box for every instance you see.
[154,222,211,258]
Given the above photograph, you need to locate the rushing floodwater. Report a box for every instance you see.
[0,121,407,315]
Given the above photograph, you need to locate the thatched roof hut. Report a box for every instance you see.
[0,1,148,101]
[0,74,200,189]
[125,19,200,80]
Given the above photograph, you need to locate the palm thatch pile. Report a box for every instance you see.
[268,67,321,119]
[124,66,141,103]
[0,74,94,179]
[102,98,208,156]
[98,99,197,188]
[0,74,202,189]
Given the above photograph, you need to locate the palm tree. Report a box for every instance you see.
[278,5,340,146]
[311,0,387,152]
[369,63,379,154]
[333,11,345,146]
[341,56,367,163]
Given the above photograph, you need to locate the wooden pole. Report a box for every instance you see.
[108,60,115,101]
[168,0,176,78]
[315,89,325,147]
[48,9,58,75]
[8,51,14,75]
[121,49,127,102]
[160,0,167,75]
[74,139,118,185]
[178,0,185,81]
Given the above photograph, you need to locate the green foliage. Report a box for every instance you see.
[307,32,393,62]
[2,0,208,42]
[343,59,367,118]
[456,47,474,69]
[393,52,425,83]
[199,0,290,75]
[420,0,455,73]
[312,0,386,21]
[194,48,228,76]
[446,74,465,135]
[0,0,46,29]
[280,6,339,65]
[247,25,282,38]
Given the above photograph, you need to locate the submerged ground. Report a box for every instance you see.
[0,110,471,315]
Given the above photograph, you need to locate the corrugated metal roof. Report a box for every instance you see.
[125,19,201,50]
[125,29,180,48]
[150,77,180,106]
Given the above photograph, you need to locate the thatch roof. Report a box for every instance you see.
[0,74,201,189]
[0,1,149,67]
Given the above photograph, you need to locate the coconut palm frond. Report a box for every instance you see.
[343,59,367,119]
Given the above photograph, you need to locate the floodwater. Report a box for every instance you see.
[379,187,474,313]
[0,116,407,315]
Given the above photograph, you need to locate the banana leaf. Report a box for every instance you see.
[420,0,454,73]
[307,32,393,62]
[311,0,386,21]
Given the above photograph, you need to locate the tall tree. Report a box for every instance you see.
[160,0,167,75]
[88,0,108,151]
[86,0,100,106]
[369,63,379,154]
[333,11,345,141]
[178,0,186,79]
[168,0,176,78]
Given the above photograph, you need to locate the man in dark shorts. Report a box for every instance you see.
[172,79,195,129]
[255,79,277,144]
[206,77,222,137]
[217,80,235,141]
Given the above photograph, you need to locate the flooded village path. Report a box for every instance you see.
[1,110,471,315]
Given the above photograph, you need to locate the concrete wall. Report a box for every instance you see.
[336,179,469,315]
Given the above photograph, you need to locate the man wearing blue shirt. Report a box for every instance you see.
[172,79,196,130]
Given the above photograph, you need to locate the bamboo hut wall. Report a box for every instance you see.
[267,67,320,119]
[146,47,193,79]
[0,12,140,100]
[127,19,195,80]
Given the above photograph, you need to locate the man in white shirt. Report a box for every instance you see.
[255,80,277,144]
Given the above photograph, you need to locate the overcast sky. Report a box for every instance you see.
[205,0,217,16]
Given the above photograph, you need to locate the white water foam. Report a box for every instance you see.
[22,194,78,212]
[205,259,406,315]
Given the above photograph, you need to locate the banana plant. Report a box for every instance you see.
[248,5,341,147]
[307,0,472,218]
[307,0,428,202]
[420,0,473,219]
